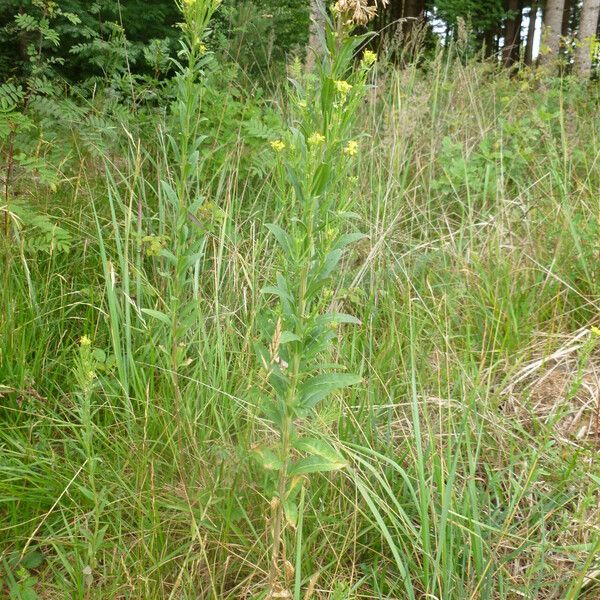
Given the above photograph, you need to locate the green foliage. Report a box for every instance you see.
[435,0,504,31]
[0,0,179,81]
[213,0,309,72]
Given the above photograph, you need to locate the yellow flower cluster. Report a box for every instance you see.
[142,235,167,257]
[334,80,353,96]
[308,132,326,147]
[344,140,359,156]
[362,49,377,67]
[270,140,286,152]
[80,335,92,347]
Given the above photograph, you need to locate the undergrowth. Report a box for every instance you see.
[1,5,600,599]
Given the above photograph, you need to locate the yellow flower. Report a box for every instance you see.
[80,335,91,347]
[343,140,359,156]
[334,80,353,96]
[362,49,377,66]
[270,140,286,152]
[198,42,207,54]
[591,326,600,337]
[308,132,326,147]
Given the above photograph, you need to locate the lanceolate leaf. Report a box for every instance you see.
[293,437,345,464]
[313,312,362,327]
[252,446,283,471]
[298,372,362,411]
[280,331,301,344]
[140,308,171,326]
[332,232,366,250]
[266,223,294,260]
[283,498,298,527]
[289,455,347,476]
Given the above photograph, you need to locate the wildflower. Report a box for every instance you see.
[270,140,286,152]
[591,326,600,337]
[88,370,97,380]
[80,335,92,347]
[308,132,326,147]
[335,80,353,96]
[344,140,359,156]
[362,49,377,66]
[142,235,167,257]
[198,42,207,54]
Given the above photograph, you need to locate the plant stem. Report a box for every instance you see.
[269,234,312,592]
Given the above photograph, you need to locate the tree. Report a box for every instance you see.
[574,0,600,76]
[374,0,427,59]
[390,0,426,39]
[435,0,505,55]
[305,0,326,72]
[539,0,566,67]
[503,0,523,67]
[524,0,539,65]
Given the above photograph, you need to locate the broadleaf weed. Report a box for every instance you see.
[254,10,379,596]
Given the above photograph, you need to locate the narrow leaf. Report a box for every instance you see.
[293,437,345,464]
[333,232,365,250]
[252,446,283,471]
[140,308,171,326]
[289,455,347,475]
[283,498,298,527]
[266,223,294,259]
[299,372,362,411]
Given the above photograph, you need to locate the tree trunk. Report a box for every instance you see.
[390,0,425,40]
[306,0,326,72]
[503,0,523,67]
[561,0,572,38]
[525,1,539,65]
[538,0,566,67]
[482,27,496,58]
[386,0,426,61]
[574,0,600,76]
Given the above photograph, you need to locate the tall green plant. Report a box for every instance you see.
[253,4,380,596]
[151,0,220,412]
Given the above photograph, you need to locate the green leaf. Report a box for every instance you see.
[252,446,283,471]
[280,331,301,344]
[262,274,294,304]
[319,249,343,280]
[293,437,345,464]
[285,164,305,205]
[266,223,294,260]
[20,551,44,570]
[298,372,362,411]
[160,180,179,207]
[140,308,171,326]
[92,348,106,363]
[283,498,298,527]
[288,455,347,476]
[333,232,365,250]
[313,312,362,327]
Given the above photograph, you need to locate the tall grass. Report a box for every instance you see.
[1,32,600,600]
